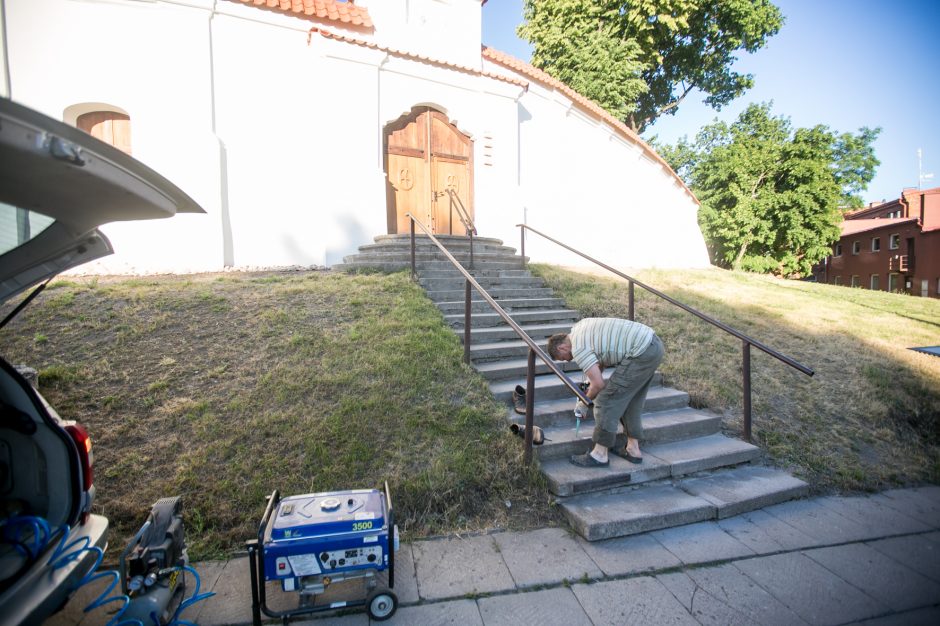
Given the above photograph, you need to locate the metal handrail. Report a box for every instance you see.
[446,189,477,268]
[407,213,589,464]
[517,223,814,442]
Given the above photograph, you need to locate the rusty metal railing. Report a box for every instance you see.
[517,223,814,443]
[446,189,476,269]
[407,213,589,464]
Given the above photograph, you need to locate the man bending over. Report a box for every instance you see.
[547,318,664,467]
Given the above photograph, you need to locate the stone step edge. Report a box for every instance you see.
[557,466,810,541]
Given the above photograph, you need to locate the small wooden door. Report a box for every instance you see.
[385,107,473,235]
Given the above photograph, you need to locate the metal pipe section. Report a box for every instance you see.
[407,213,590,405]
[464,279,471,364]
[516,224,814,378]
[628,281,635,322]
[520,226,526,270]
[525,348,536,465]
[743,341,752,442]
[410,221,416,281]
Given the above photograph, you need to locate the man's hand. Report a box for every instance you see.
[583,364,605,399]
[574,399,589,418]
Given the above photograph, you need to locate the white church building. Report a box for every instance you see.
[0,0,709,273]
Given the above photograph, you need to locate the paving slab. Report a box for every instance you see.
[876,486,940,527]
[45,570,117,625]
[644,434,760,477]
[377,598,483,625]
[651,521,755,565]
[575,532,682,577]
[477,587,593,626]
[572,576,699,626]
[717,508,818,554]
[852,605,940,626]
[192,557,257,625]
[491,527,601,588]
[411,534,515,601]
[733,552,886,624]
[866,533,940,583]
[658,565,809,626]
[762,498,875,546]
[815,494,933,537]
[560,484,715,541]
[803,543,940,613]
[293,611,368,625]
[679,466,809,518]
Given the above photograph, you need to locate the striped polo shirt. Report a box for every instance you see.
[569,318,655,372]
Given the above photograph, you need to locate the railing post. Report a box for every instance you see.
[524,348,536,465]
[464,280,471,365]
[520,226,526,270]
[628,281,635,321]
[410,220,416,281]
[742,341,752,442]
[469,230,474,270]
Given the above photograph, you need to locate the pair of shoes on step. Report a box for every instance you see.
[569,448,643,467]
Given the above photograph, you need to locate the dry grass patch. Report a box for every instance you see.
[0,270,556,562]
[532,264,940,492]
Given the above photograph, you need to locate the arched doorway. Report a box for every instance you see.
[384,107,474,235]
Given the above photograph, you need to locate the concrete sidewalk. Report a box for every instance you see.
[52,486,940,625]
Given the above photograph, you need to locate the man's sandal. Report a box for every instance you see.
[611,448,643,464]
[569,452,609,467]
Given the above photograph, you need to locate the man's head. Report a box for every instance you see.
[547,333,572,361]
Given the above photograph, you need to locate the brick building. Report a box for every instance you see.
[814,187,940,297]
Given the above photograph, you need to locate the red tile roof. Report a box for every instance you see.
[481,46,696,203]
[232,0,373,29]
[840,217,917,237]
[307,28,529,88]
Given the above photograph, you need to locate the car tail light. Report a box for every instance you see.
[65,423,94,491]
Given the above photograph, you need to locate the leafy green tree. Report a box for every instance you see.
[518,0,784,133]
[658,103,880,276]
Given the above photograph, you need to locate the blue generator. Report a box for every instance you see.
[247,484,398,623]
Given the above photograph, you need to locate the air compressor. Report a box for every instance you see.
[119,496,189,623]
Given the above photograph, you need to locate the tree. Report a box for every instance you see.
[657,103,880,277]
[518,0,784,133]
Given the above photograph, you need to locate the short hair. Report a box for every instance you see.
[547,333,569,360]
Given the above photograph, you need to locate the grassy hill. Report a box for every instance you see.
[1,266,937,561]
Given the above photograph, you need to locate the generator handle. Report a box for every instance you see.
[257,490,281,543]
[384,481,395,589]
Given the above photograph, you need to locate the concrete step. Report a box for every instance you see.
[419,276,546,290]
[420,269,533,279]
[425,286,555,301]
[462,322,573,344]
[490,371,666,403]
[502,385,692,428]
[445,309,579,329]
[340,252,526,267]
[436,297,567,314]
[538,433,760,496]
[559,466,809,541]
[357,240,517,255]
[374,234,506,247]
[474,354,582,380]
[531,408,723,460]
[469,337,550,361]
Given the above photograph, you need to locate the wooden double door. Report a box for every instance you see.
[385,107,473,235]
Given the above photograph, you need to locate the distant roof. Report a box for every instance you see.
[482,47,696,203]
[840,217,917,237]
[232,0,373,28]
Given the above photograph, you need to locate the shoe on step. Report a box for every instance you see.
[510,423,544,445]
[512,384,527,415]
[569,452,608,467]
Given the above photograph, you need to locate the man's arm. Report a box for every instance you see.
[583,364,605,399]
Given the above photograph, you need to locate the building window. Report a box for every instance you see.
[889,233,900,249]
[851,275,859,287]
[834,243,842,257]
[76,111,132,154]
[871,274,880,290]
[871,237,880,251]
[888,273,900,292]
[852,241,861,255]
[834,276,842,285]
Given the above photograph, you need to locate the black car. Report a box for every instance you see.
[0,97,203,623]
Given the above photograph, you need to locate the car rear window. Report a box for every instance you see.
[0,203,55,256]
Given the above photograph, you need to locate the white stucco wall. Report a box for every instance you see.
[2,0,709,274]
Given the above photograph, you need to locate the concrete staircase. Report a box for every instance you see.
[339,234,809,541]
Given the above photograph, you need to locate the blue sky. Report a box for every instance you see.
[482,0,940,205]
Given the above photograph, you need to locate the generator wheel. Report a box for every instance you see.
[366,589,397,621]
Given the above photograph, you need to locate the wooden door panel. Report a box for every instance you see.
[388,153,429,233]
[431,158,470,235]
